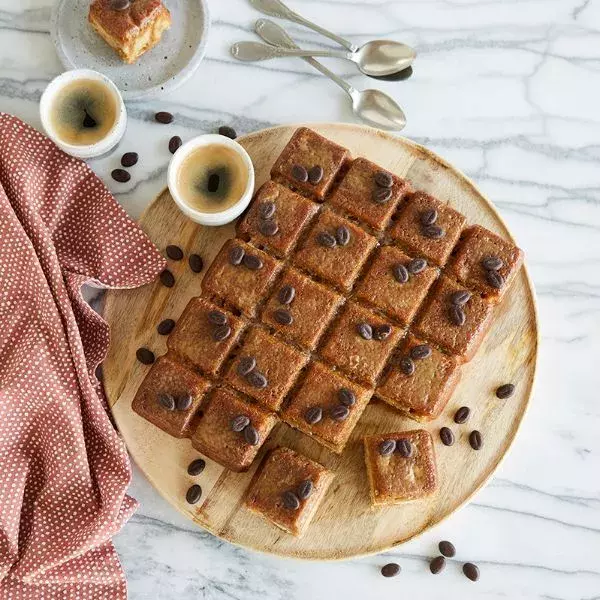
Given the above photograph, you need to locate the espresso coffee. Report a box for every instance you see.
[176,145,249,213]
[49,79,118,146]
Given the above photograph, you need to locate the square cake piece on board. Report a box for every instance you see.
[244,447,335,536]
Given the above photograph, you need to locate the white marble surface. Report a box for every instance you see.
[1,0,599,598]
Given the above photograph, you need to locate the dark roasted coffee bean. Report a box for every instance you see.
[229,245,245,265]
[242,254,263,270]
[297,480,313,501]
[136,347,155,365]
[208,310,228,325]
[356,322,373,340]
[373,187,393,204]
[430,556,446,574]
[496,383,515,399]
[155,111,173,124]
[231,414,250,432]
[374,170,393,188]
[379,439,396,456]
[469,430,483,450]
[258,219,279,237]
[410,344,432,360]
[373,324,392,341]
[482,256,504,271]
[396,438,413,458]
[392,263,409,284]
[157,318,175,335]
[278,285,296,305]
[448,305,466,326]
[111,0,130,10]
[304,406,323,425]
[218,125,237,139]
[338,388,356,407]
[420,209,438,226]
[247,371,268,389]
[307,165,324,184]
[157,393,175,410]
[440,427,455,446]
[439,540,456,558]
[274,308,293,326]
[422,224,445,239]
[243,424,260,446]
[168,135,182,154]
[454,406,471,424]
[463,562,480,581]
[258,201,276,220]
[317,231,337,248]
[380,563,400,578]
[187,458,206,476]
[189,254,204,273]
[237,356,256,377]
[176,393,193,411]
[111,168,130,183]
[186,484,202,504]
[166,245,183,260]
[282,490,300,510]
[399,356,415,376]
[121,152,138,167]
[330,405,350,421]
[335,225,351,246]
[160,269,175,288]
[450,290,471,306]
[486,269,504,289]
[212,325,231,342]
[291,164,308,182]
[407,258,427,274]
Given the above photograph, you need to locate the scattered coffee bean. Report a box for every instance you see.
[357,322,373,340]
[393,263,409,284]
[422,224,445,239]
[469,430,483,450]
[186,484,202,504]
[379,439,396,456]
[307,165,324,184]
[168,135,182,154]
[278,284,296,305]
[381,563,400,578]
[291,164,308,182]
[407,258,427,274]
[166,245,183,260]
[338,388,356,407]
[450,290,471,306]
[396,438,413,458]
[463,563,480,582]
[120,152,138,167]
[258,201,276,220]
[218,125,237,139]
[448,305,466,326]
[486,269,504,289]
[420,209,438,226]
[317,231,337,248]
[247,371,268,389]
[373,324,392,341]
[155,111,173,124]
[231,414,250,432]
[373,187,393,204]
[188,254,203,273]
[440,427,455,446]
[439,540,456,558]
[242,254,263,270]
[237,356,256,377]
[304,406,323,425]
[374,170,393,188]
[282,490,300,510]
[410,344,432,360]
[258,219,279,237]
[430,556,446,574]
[335,225,351,246]
[208,310,228,326]
[454,406,471,424]
[297,479,313,500]
[157,393,175,410]
[243,425,260,446]
[212,325,231,342]
[496,383,515,399]
[274,308,293,325]
[187,458,206,476]
[229,245,245,265]
[330,405,350,421]
[157,318,175,335]
[136,347,155,365]
[399,356,415,376]
[176,393,193,411]
[111,168,130,183]
[111,0,131,11]
[482,256,503,271]
[160,269,175,288]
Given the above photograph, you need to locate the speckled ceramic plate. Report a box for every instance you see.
[50,0,210,100]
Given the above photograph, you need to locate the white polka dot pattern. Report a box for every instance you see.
[0,114,165,598]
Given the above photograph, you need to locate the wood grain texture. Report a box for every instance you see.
[103,123,538,560]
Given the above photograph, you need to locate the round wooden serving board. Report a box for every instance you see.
[103,123,538,560]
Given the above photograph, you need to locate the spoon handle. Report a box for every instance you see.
[231,41,351,62]
[250,0,357,52]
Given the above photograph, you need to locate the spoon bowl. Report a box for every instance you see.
[351,88,406,130]
[355,40,416,77]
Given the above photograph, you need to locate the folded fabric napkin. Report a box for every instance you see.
[0,114,165,598]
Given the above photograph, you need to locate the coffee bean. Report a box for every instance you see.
[237,356,256,377]
[304,406,323,425]
[373,324,392,341]
[186,484,202,504]
[157,393,175,410]
[469,430,483,450]
[335,225,351,246]
[297,479,313,500]
[496,383,515,399]
[231,414,250,432]
[208,310,228,326]
[212,325,231,342]
[307,165,324,184]
[410,344,432,360]
[168,136,182,154]
[399,356,415,376]
[420,209,438,226]
[136,347,155,365]
[380,563,400,578]
[229,245,245,265]
[448,305,466,326]
[422,224,445,239]
[258,219,279,237]
[111,169,130,183]
[218,125,237,139]
[486,269,504,289]
[450,290,471,306]
[189,254,204,273]
[160,269,175,288]
[121,152,138,167]
[111,0,130,10]
[430,556,446,574]
[407,258,427,274]
[373,187,393,204]
[258,201,276,220]
[374,171,393,188]
[247,371,268,389]
[439,540,456,558]
[155,111,173,124]
[396,438,413,458]
[338,388,356,407]
[482,256,503,271]
[243,425,260,446]
[379,439,396,456]
[166,245,183,260]
[278,285,296,305]
[157,318,175,335]
[392,263,409,284]
[463,563,480,582]
[274,308,293,325]
[330,405,350,421]
[187,458,206,476]
[357,322,373,340]
[282,490,300,510]
[317,231,337,248]
[176,393,193,411]
[242,254,263,270]
[291,164,308,182]
[454,406,471,424]
[440,427,455,446]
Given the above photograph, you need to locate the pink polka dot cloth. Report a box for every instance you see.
[0,114,165,598]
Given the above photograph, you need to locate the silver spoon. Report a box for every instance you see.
[249,0,416,77]
[254,19,406,131]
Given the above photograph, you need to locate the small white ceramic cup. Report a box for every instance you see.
[168,134,255,227]
[40,69,127,159]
